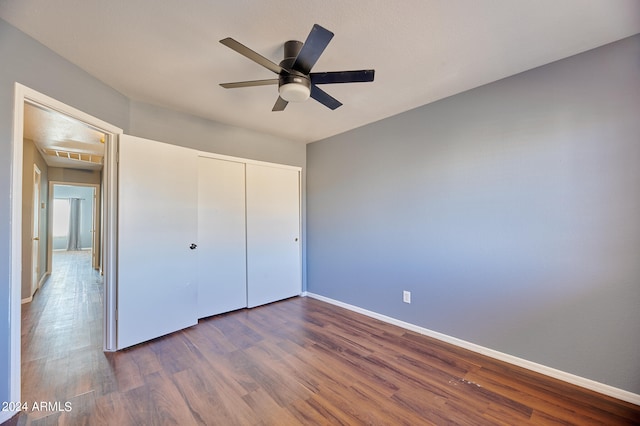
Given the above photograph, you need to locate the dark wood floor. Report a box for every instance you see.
[8,250,640,425]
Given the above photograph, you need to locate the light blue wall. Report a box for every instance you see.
[307,34,640,394]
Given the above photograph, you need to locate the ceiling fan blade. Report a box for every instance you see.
[220,79,279,89]
[310,70,375,85]
[310,85,342,110]
[272,96,289,112]
[292,24,334,74]
[220,38,284,75]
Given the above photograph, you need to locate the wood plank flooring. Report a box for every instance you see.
[8,250,640,425]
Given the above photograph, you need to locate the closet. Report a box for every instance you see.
[117,135,301,349]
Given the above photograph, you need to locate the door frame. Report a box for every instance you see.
[31,164,42,297]
[9,83,122,404]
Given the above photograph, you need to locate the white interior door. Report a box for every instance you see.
[197,157,247,318]
[246,164,301,307]
[117,135,198,349]
[31,165,41,295]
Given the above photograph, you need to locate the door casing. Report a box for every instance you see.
[31,164,41,297]
[9,83,123,405]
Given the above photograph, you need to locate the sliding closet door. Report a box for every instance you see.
[197,157,247,318]
[246,164,301,307]
[117,135,198,349]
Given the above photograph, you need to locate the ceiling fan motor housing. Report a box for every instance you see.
[278,40,311,102]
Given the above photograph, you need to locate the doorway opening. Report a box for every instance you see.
[10,83,122,405]
[50,184,100,271]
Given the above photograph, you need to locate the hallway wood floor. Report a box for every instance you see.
[10,250,640,425]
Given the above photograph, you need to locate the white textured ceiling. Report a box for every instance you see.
[24,103,105,170]
[2,0,640,144]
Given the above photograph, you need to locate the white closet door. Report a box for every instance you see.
[117,135,198,349]
[246,164,301,307]
[197,157,247,318]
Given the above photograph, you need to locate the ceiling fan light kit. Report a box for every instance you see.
[219,24,375,111]
[279,79,311,102]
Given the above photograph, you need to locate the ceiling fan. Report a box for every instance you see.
[219,24,375,111]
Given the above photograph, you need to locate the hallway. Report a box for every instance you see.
[20,250,102,423]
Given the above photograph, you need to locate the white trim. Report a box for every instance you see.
[305,292,640,406]
[21,296,33,304]
[10,82,25,410]
[31,164,42,297]
[38,271,49,290]
[10,83,123,405]
[103,133,118,351]
[20,85,123,134]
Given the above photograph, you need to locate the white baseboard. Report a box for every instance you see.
[21,273,51,305]
[305,292,640,406]
[38,271,50,289]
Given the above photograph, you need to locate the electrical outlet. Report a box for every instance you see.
[403,290,411,304]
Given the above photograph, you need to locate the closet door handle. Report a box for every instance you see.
[190,243,197,250]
